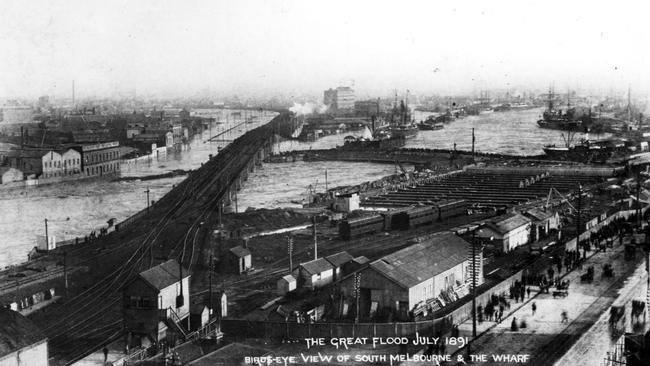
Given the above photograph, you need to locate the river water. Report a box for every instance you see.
[0,107,605,268]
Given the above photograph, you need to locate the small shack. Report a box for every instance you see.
[325,251,354,280]
[277,274,297,296]
[190,304,209,331]
[293,258,334,289]
[332,192,360,212]
[122,259,191,346]
[223,246,252,274]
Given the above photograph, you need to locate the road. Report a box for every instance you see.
[436,240,645,365]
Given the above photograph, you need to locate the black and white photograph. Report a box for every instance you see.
[1,1,650,365]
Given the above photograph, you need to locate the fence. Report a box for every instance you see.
[221,318,446,340]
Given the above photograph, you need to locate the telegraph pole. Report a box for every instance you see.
[288,235,294,274]
[145,187,150,211]
[312,216,317,260]
[576,184,583,257]
[471,128,475,163]
[325,169,328,192]
[44,218,49,248]
[209,253,213,316]
[637,170,641,229]
[354,273,361,323]
[472,230,477,338]
[63,251,68,298]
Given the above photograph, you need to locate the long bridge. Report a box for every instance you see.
[29,111,298,365]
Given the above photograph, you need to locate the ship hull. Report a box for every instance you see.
[537,119,585,131]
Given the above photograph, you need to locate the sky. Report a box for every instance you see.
[1,0,649,100]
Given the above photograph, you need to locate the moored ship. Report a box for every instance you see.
[536,88,593,132]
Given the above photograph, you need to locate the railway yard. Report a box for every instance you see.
[2,111,649,366]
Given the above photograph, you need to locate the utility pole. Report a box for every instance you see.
[471,230,477,338]
[471,128,475,163]
[44,218,49,248]
[325,169,328,193]
[288,235,294,274]
[637,170,642,229]
[63,251,68,298]
[145,187,150,211]
[312,216,317,260]
[576,184,583,257]
[354,273,361,323]
[209,253,213,316]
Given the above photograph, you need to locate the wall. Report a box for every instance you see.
[41,150,62,178]
[504,223,531,252]
[340,267,408,313]
[159,276,191,320]
[0,340,48,366]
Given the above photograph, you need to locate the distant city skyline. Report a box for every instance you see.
[1,0,649,100]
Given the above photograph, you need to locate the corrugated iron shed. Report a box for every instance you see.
[325,251,353,267]
[369,232,469,289]
[300,258,334,275]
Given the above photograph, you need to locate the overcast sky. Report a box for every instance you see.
[1,0,649,99]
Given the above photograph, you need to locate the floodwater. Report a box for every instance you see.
[0,107,604,268]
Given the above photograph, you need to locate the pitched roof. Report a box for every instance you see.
[0,308,46,358]
[138,259,190,290]
[522,208,555,222]
[486,213,531,234]
[300,258,334,275]
[352,256,370,265]
[325,251,353,267]
[229,246,251,258]
[280,274,296,283]
[369,232,469,289]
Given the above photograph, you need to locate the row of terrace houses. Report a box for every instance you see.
[1,141,121,182]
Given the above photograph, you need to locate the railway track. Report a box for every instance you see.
[36,112,292,365]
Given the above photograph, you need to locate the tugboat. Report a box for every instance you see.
[417,116,444,130]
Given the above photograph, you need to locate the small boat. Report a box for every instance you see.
[417,121,444,130]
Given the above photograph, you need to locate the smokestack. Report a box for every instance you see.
[72,80,75,110]
[20,126,24,149]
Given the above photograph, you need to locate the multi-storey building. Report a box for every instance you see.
[323,87,355,111]
[79,141,121,177]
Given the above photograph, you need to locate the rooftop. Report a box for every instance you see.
[0,308,46,359]
[229,246,251,258]
[486,213,531,234]
[370,232,469,289]
[138,259,190,290]
[325,251,353,267]
[299,257,334,275]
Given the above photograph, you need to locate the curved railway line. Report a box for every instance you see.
[29,111,292,366]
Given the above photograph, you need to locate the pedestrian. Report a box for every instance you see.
[527,287,531,299]
[532,302,537,316]
[561,310,568,323]
[511,317,518,331]
[103,347,109,364]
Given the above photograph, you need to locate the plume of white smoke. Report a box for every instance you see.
[289,102,328,116]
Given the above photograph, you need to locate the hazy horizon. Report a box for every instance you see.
[1,0,649,100]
